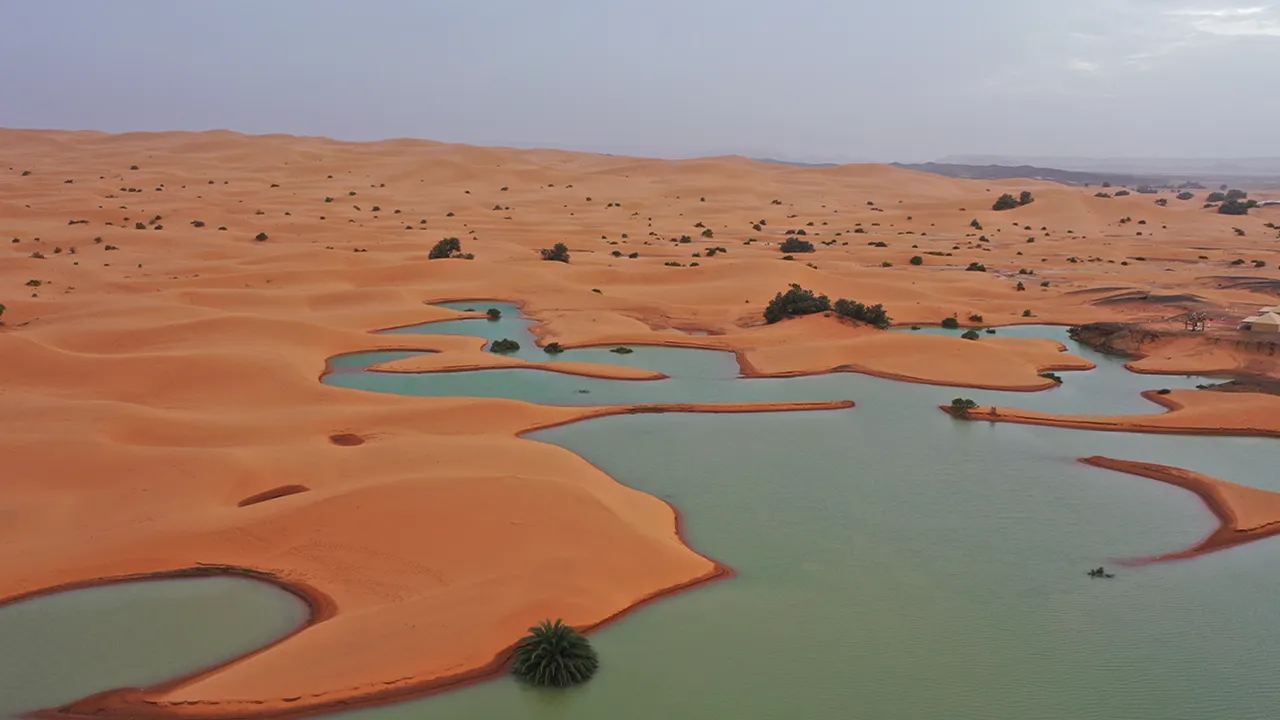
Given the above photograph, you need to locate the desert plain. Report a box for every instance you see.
[1,128,1279,718]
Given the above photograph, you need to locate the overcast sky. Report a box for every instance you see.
[1,1,1277,162]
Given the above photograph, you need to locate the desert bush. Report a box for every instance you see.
[969,314,984,322]
[511,619,598,688]
[486,308,502,321]
[1206,191,1227,203]
[540,243,570,263]
[1095,192,1112,198]
[610,346,634,354]
[1218,199,1252,216]
[941,317,960,329]
[543,342,564,354]
[910,256,923,265]
[1113,190,1130,196]
[490,338,520,353]
[780,237,815,253]
[949,398,978,418]
[429,237,463,259]
[1040,372,1063,384]
[993,192,1033,211]
[1155,198,1168,206]
[970,219,983,230]
[764,283,831,324]
[1226,188,1247,200]
[135,222,146,230]
[255,232,269,242]
[1176,191,1195,201]
[833,298,891,329]
[961,329,980,340]
[966,262,987,272]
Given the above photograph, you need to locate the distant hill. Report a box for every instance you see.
[888,162,1162,188]
[940,155,1280,177]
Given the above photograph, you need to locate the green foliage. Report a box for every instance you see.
[833,298,891,329]
[701,228,714,238]
[965,262,987,272]
[540,243,571,263]
[429,237,463,259]
[1040,372,1063,384]
[511,619,599,688]
[543,342,564,354]
[1225,188,1247,200]
[610,346,634,354]
[1176,191,1194,201]
[949,398,978,418]
[780,237,815,253]
[0,302,5,322]
[1218,199,1253,216]
[1206,191,1227,203]
[941,317,960,329]
[486,307,502,321]
[993,191,1034,211]
[764,283,830,324]
[910,255,923,266]
[970,219,982,230]
[490,338,520,353]
[961,329,980,340]
[254,232,269,242]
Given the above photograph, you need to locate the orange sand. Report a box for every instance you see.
[2,129,1278,718]
[963,390,1280,438]
[1082,457,1280,561]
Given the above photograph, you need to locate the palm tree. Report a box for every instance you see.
[511,619,599,688]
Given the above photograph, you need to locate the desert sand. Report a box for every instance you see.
[1,129,1278,718]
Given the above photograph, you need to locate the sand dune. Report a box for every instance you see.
[2,128,1278,718]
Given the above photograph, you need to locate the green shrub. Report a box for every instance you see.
[540,243,570,263]
[941,317,960,329]
[254,232,269,242]
[511,619,598,688]
[544,342,564,354]
[966,262,987,272]
[0,303,5,322]
[1176,191,1194,201]
[780,237,815,253]
[486,308,502,321]
[490,338,520,353]
[430,237,463,259]
[610,346,634,354]
[949,398,978,418]
[701,228,714,238]
[961,329,980,340]
[764,283,831,324]
[910,255,923,265]
[1040,372,1063,384]
[1206,192,1227,202]
[833,298,891,329]
[1218,199,1253,216]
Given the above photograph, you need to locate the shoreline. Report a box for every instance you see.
[1080,457,1280,563]
[25,399,852,720]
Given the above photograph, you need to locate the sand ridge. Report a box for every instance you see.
[2,128,1278,718]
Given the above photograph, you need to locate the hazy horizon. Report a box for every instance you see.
[2,0,1278,163]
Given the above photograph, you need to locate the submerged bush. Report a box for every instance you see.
[961,329,980,340]
[511,619,599,688]
[764,283,831,324]
[490,338,520,353]
[1040,372,1063,384]
[610,346,634,354]
[540,242,570,263]
[543,342,564,354]
[486,307,502,321]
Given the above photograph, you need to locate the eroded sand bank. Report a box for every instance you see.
[2,129,1277,718]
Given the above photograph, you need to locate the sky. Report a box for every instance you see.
[1,0,1278,163]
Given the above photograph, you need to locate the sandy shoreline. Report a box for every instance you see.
[3,128,1278,719]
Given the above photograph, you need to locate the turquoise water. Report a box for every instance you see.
[0,577,306,719]
[16,303,1278,720]
[314,303,1280,720]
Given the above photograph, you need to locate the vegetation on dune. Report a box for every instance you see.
[540,242,570,263]
[941,317,960,329]
[780,237,815,253]
[961,329,980,340]
[992,191,1034,211]
[511,619,599,689]
[763,284,830,324]
[429,236,465,259]
[255,232,269,242]
[1218,198,1257,216]
[1040,372,1064,384]
[833,298,891,329]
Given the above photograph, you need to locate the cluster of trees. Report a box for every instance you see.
[992,191,1034,211]
[763,284,891,329]
[429,236,474,260]
[780,237,815,253]
[540,243,570,263]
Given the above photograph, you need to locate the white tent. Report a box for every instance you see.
[1243,312,1280,333]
